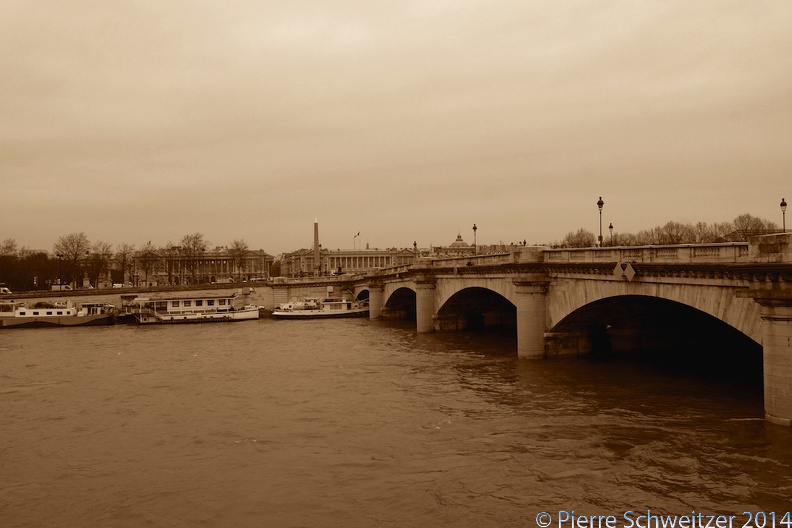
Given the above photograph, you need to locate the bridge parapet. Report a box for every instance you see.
[748,233,792,263]
[545,242,750,264]
[367,237,791,282]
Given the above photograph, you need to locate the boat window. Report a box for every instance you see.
[47,311,53,315]
[57,311,63,315]
[172,301,180,307]
[196,300,203,307]
[219,299,226,305]
[207,300,215,306]
[184,300,192,307]
[19,311,26,316]
[33,311,40,315]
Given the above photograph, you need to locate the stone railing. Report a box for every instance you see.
[544,242,750,264]
[368,234,790,278]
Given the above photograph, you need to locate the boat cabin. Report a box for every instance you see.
[17,307,77,317]
[133,294,238,315]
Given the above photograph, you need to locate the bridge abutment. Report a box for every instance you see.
[514,278,549,358]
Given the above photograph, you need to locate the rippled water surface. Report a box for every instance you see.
[1,319,791,527]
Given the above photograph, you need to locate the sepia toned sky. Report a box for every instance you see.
[2,1,791,256]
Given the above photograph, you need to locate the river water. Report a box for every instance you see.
[1,319,791,527]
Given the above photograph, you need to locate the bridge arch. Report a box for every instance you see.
[435,287,516,332]
[547,278,763,344]
[382,286,417,321]
[354,287,369,301]
[549,294,762,377]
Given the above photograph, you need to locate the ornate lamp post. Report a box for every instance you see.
[782,198,787,232]
[596,197,604,247]
[609,223,613,246]
[472,224,478,255]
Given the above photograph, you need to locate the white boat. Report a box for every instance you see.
[0,300,116,328]
[128,293,260,324]
[271,297,369,319]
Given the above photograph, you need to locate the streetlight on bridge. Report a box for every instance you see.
[472,224,477,255]
[609,223,613,246]
[596,197,604,247]
[782,198,787,232]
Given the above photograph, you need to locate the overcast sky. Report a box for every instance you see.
[2,0,791,255]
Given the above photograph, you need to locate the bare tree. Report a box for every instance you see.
[656,221,694,245]
[179,233,209,284]
[53,232,91,286]
[136,242,160,287]
[86,241,114,288]
[713,221,734,242]
[228,239,249,282]
[731,214,778,241]
[0,238,18,283]
[1,238,17,257]
[559,228,596,248]
[114,243,135,285]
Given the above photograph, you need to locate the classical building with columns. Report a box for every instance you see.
[279,231,497,278]
[133,247,274,287]
[280,246,417,278]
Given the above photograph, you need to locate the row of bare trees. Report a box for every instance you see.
[554,214,781,248]
[0,232,252,291]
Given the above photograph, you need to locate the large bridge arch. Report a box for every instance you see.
[549,294,762,373]
[547,278,763,344]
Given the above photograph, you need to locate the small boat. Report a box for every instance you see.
[127,293,260,324]
[272,297,369,319]
[0,300,116,328]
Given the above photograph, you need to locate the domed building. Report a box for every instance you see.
[430,233,475,258]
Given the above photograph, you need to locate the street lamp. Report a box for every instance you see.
[413,241,418,263]
[472,224,477,255]
[596,197,604,247]
[609,223,613,246]
[782,198,787,232]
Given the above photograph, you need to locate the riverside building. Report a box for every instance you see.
[132,247,274,287]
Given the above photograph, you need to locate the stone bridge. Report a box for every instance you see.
[360,234,792,426]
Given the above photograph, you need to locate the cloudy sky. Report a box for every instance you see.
[2,0,791,255]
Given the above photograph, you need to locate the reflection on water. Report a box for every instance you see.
[1,319,790,527]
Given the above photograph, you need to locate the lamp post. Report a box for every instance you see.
[413,241,418,263]
[782,198,787,232]
[609,223,613,246]
[472,224,477,255]
[596,197,604,247]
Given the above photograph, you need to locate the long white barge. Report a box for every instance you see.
[127,293,260,324]
[271,298,369,319]
[0,300,116,328]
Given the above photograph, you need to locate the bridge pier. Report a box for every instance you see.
[368,283,383,319]
[514,278,549,358]
[757,298,792,426]
[415,276,437,333]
